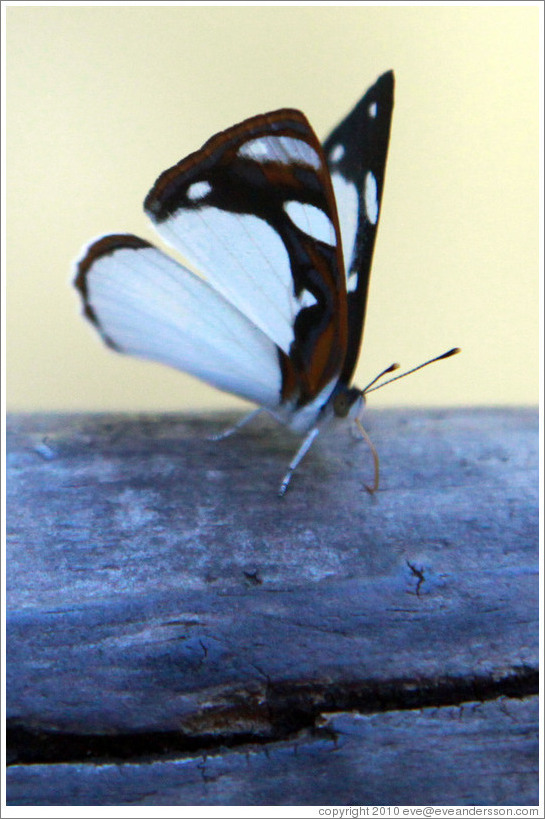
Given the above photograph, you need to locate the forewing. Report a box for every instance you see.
[74,234,283,409]
[323,71,394,384]
[144,110,348,408]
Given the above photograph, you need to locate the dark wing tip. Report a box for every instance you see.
[74,233,153,342]
[368,70,395,110]
[379,69,395,84]
[372,70,394,95]
[74,233,152,294]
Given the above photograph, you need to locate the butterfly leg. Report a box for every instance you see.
[355,419,380,493]
[278,427,320,497]
[209,408,264,441]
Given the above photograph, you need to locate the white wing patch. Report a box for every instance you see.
[346,272,359,293]
[364,171,379,225]
[330,172,359,277]
[238,135,321,169]
[153,208,305,352]
[283,201,336,245]
[329,143,345,163]
[298,289,318,309]
[186,180,212,201]
[368,102,378,118]
[83,244,282,408]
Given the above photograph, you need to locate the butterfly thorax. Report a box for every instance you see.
[275,380,363,434]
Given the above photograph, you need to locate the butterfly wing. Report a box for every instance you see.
[75,79,392,424]
[75,234,283,409]
[143,109,348,411]
[323,71,395,385]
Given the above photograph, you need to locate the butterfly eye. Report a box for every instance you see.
[333,393,350,417]
[333,388,360,418]
[333,387,363,419]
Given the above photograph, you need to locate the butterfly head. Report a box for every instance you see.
[332,385,365,421]
[331,348,461,424]
[329,362,400,423]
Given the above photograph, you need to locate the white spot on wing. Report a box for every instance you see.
[331,172,358,275]
[186,180,212,201]
[298,289,317,309]
[284,201,336,245]
[238,139,269,159]
[347,272,358,293]
[364,171,379,225]
[238,136,321,169]
[329,144,345,163]
[368,102,378,118]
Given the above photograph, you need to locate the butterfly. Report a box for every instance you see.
[74,70,458,495]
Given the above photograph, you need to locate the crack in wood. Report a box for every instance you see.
[7,666,537,767]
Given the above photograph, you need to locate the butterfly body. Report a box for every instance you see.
[75,72,395,492]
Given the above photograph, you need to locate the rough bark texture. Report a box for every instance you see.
[6,408,539,806]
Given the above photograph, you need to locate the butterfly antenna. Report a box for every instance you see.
[354,348,460,493]
[360,362,400,394]
[364,347,461,394]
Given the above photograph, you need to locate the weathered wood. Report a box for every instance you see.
[6,409,539,806]
[7,698,538,806]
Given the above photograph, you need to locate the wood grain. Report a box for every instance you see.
[6,409,539,805]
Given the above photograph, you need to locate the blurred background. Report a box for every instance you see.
[6,4,540,412]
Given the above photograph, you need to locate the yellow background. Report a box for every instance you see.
[6,4,540,412]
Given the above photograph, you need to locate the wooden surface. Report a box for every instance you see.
[6,408,539,806]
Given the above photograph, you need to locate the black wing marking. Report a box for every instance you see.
[323,70,394,385]
[144,110,348,407]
